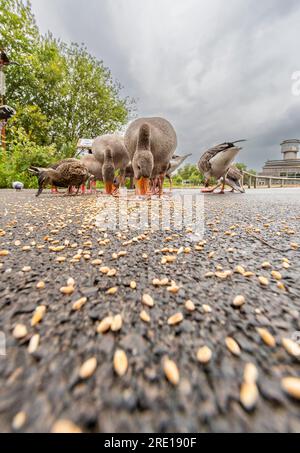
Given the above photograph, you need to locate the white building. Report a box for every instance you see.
[261,139,300,178]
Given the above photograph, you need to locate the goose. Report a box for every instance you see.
[125,117,177,196]
[198,140,246,193]
[224,166,245,193]
[166,153,192,191]
[29,161,93,197]
[80,154,103,193]
[102,148,117,195]
[212,166,245,194]
[92,135,130,194]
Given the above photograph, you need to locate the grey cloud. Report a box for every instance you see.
[31,0,300,169]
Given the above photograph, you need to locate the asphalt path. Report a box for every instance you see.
[0,188,300,433]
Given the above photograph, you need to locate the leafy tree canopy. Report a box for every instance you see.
[235,163,256,175]
[0,0,134,186]
[174,164,204,185]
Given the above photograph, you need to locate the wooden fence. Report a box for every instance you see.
[242,171,300,189]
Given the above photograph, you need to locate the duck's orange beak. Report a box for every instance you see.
[136,177,150,195]
[105,182,117,195]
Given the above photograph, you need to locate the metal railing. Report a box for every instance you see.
[242,171,300,189]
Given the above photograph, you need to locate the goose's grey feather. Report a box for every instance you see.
[125,117,177,179]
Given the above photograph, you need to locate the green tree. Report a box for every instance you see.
[177,164,204,184]
[189,172,203,186]
[0,0,134,186]
[177,164,198,181]
[0,127,56,188]
[235,163,247,172]
[9,104,52,145]
[172,175,182,186]
[52,39,132,148]
[0,0,39,105]
[8,33,132,149]
[0,0,38,59]
[236,163,256,175]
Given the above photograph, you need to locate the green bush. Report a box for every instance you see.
[172,175,183,186]
[0,0,134,189]
[174,164,205,186]
[0,128,56,188]
[57,142,77,160]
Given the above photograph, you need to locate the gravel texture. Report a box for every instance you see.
[0,188,300,433]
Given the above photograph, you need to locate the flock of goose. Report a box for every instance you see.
[29,116,246,197]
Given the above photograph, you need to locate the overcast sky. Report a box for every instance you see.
[30,0,300,170]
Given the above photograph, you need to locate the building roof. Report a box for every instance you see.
[280,139,300,145]
[263,159,300,168]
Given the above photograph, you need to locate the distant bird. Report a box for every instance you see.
[214,166,245,194]
[198,140,246,193]
[166,153,192,191]
[92,135,130,194]
[125,117,177,196]
[29,161,93,197]
[12,181,24,191]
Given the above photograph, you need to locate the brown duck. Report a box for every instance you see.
[92,135,130,194]
[48,158,77,193]
[29,161,93,197]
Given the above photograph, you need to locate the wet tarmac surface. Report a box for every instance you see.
[0,188,300,433]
